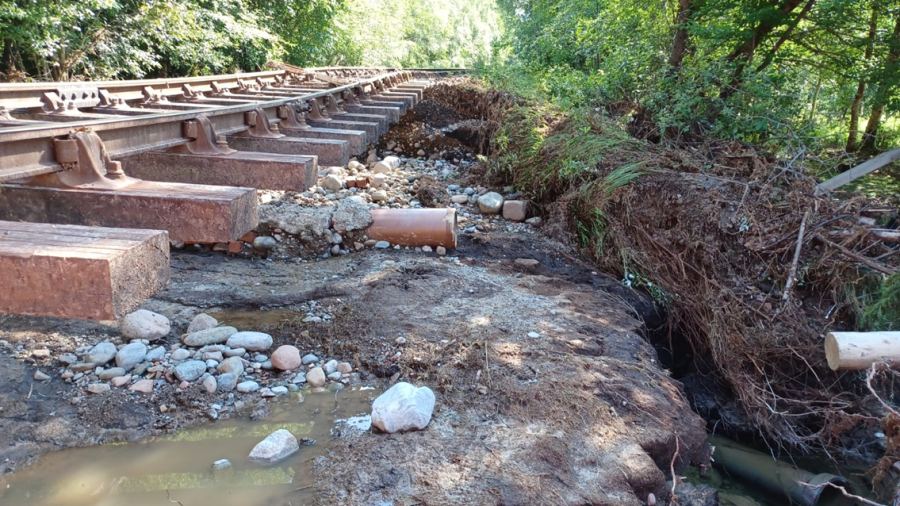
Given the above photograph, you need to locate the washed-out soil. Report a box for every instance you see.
[0,90,712,505]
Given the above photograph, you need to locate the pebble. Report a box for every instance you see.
[174,360,207,382]
[237,381,260,393]
[203,375,218,393]
[301,353,319,365]
[87,383,111,394]
[260,387,275,397]
[218,373,238,392]
[323,359,338,374]
[271,386,289,395]
[98,367,126,380]
[170,348,192,361]
[115,342,147,371]
[422,245,432,253]
[145,346,166,361]
[327,371,342,381]
[33,370,50,381]
[32,349,50,358]
[374,241,391,249]
[226,332,273,352]
[202,351,224,362]
[111,375,132,387]
[205,359,219,369]
[450,195,469,204]
[371,190,388,202]
[306,367,326,387]
[248,429,299,464]
[253,236,278,251]
[224,348,246,358]
[58,354,79,365]
[436,246,447,256]
[212,459,233,480]
[525,217,542,225]
[527,331,540,338]
[86,342,118,366]
[187,313,219,333]
[292,372,307,384]
[121,309,170,340]
[217,356,245,376]
[271,345,302,370]
[337,362,353,374]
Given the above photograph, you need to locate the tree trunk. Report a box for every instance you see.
[847,1,879,152]
[755,0,817,73]
[807,74,822,122]
[719,0,805,102]
[861,12,900,152]
[668,0,694,71]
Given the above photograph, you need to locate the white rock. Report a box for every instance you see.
[174,360,207,382]
[33,370,50,381]
[121,309,170,340]
[86,342,117,365]
[115,342,147,371]
[322,174,344,191]
[170,348,192,361]
[477,192,504,214]
[371,382,436,433]
[203,375,218,393]
[237,381,260,393]
[226,332,273,351]
[248,429,299,464]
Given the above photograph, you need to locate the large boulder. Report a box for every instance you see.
[371,382,436,433]
[258,204,331,240]
[121,309,170,340]
[248,429,299,464]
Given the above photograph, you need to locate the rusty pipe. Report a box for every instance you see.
[368,208,457,249]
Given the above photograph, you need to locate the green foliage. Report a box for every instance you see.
[858,274,900,331]
[0,0,503,80]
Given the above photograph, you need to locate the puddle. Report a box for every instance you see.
[0,387,379,506]
[210,308,305,329]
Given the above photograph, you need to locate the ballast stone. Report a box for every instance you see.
[121,309,170,340]
[371,381,436,433]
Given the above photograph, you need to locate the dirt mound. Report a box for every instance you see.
[424,78,900,457]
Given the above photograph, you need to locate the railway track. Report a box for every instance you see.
[0,67,451,320]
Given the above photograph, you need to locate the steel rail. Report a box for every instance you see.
[0,70,413,183]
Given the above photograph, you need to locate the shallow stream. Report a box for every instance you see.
[0,387,378,506]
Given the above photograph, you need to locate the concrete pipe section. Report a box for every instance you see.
[368,208,457,249]
[709,434,849,505]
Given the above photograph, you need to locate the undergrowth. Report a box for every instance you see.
[427,76,900,467]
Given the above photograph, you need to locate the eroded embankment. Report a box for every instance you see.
[423,78,898,478]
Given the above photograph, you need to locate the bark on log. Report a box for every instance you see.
[825,331,900,371]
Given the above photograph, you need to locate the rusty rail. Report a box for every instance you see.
[0,68,439,183]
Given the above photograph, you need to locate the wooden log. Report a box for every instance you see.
[824,331,900,371]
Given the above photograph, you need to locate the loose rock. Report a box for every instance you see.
[248,429,299,464]
[271,345,302,371]
[87,383,110,394]
[226,332,273,351]
[203,375,218,393]
[217,356,245,376]
[87,342,117,366]
[182,326,238,347]
[371,381,436,433]
[237,381,260,393]
[187,313,218,334]
[307,367,326,387]
[174,360,207,382]
[121,309,170,340]
[218,373,238,392]
[477,192,504,214]
[98,367,126,380]
[115,342,147,372]
[33,370,50,381]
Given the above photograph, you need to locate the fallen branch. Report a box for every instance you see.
[799,481,886,506]
[669,434,680,505]
[783,210,810,301]
[813,234,898,275]
[865,363,900,419]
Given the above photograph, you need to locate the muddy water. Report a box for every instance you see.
[0,387,379,506]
